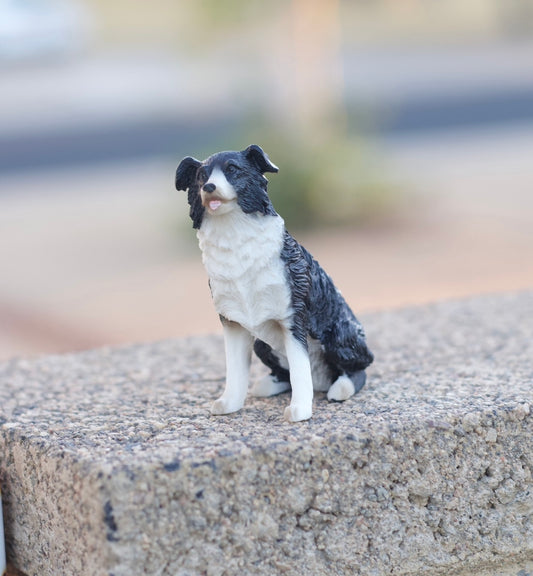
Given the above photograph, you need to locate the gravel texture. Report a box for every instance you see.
[0,291,532,576]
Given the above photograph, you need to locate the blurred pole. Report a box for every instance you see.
[287,0,346,141]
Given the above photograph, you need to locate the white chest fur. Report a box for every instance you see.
[197,211,292,342]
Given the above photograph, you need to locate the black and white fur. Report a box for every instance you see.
[176,145,373,422]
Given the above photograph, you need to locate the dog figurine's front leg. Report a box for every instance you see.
[283,333,313,422]
[211,320,253,415]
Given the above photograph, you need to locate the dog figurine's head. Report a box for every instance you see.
[175,145,279,228]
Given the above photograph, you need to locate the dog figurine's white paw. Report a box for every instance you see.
[283,403,312,422]
[327,375,356,402]
[211,395,244,415]
[250,375,291,398]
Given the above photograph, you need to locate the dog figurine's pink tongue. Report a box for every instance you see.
[176,145,373,422]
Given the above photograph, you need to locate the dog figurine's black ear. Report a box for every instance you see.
[244,144,279,174]
[176,156,201,191]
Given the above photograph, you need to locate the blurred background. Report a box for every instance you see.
[1,0,532,360]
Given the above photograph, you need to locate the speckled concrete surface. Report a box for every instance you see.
[0,292,532,576]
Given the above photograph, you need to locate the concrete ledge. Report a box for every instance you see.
[1,292,532,576]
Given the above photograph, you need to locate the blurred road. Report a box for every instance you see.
[2,42,533,176]
[1,41,532,359]
[345,42,533,139]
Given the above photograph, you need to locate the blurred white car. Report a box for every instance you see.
[0,0,90,60]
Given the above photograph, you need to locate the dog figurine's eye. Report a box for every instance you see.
[225,164,240,176]
[197,167,208,183]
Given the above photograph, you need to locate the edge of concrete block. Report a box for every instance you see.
[0,291,532,575]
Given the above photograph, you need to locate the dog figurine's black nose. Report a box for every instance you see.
[203,183,216,193]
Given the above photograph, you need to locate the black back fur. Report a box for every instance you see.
[281,231,374,375]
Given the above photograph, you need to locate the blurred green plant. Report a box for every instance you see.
[195,0,258,27]
[231,127,400,230]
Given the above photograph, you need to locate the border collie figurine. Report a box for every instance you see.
[176,145,373,422]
